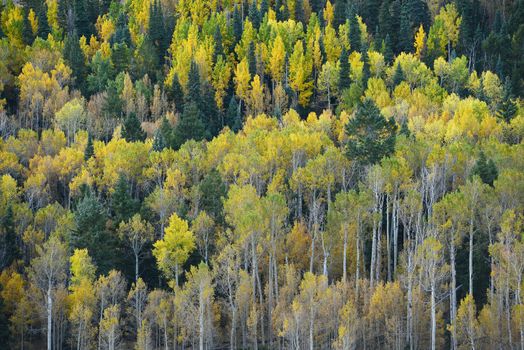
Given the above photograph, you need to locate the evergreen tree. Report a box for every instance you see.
[199,170,227,222]
[382,34,394,64]
[363,0,381,35]
[392,62,404,87]
[111,174,139,224]
[338,47,351,91]
[63,32,87,91]
[348,10,361,53]
[103,80,123,120]
[152,127,167,151]
[185,62,202,106]
[112,12,132,46]
[168,74,184,113]
[122,112,146,142]
[148,0,166,64]
[389,0,401,53]
[398,2,412,52]
[333,0,347,29]
[74,0,91,38]
[131,35,159,81]
[213,26,223,63]
[497,78,518,122]
[295,0,305,24]
[345,98,398,165]
[22,7,34,46]
[248,41,257,77]
[233,6,243,44]
[399,119,411,137]
[361,44,370,88]
[248,0,261,29]
[172,101,208,149]
[225,95,242,132]
[111,43,131,74]
[201,82,221,137]
[472,151,498,186]
[260,0,269,18]
[84,132,94,160]
[1,205,19,269]
[36,3,51,38]
[71,188,114,274]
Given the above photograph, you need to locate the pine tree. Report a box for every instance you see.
[84,133,94,160]
[36,3,51,38]
[392,62,404,87]
[295,0,305,24]
[72,188,115,274]
[63,32,87,91]
[111,174,139,224]
[333,0,347,29]
[74,0,91,38]
[472,151,498,186]
[248,0,260,29]
[201,82,220,137]
[260,0,269,18]
[168,74,184,113]
[233,6,243,44]
[112,12,131,46]
[199,170,227,222]
[383,34,394,63]
[185,62,202,106]
[248,41,257,77]
[497,78,518,122]
[148,0,166,64]
[152,127,167,151]
[398,2,412,52]
[348,10,361,53]
[103,80,123,120]
[213,26,223,63]
[225,95,242,131]
[172,101,208,149]
[345,98,398,165]
[112,43,131,74]
[1,205,19,269]
[122,112,146,142]
[338,47,351,91]
[22,7,34,46]
[361,44,370,88]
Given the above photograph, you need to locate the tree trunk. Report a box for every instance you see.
[47,284,53,350]
[450,242,457,350]
[430,283,436,350]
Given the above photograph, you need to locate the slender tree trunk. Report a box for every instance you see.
[47,284,53,350]
[430,283,436,350]
[450,242,457,350]
[469,219,474,297]
[343,224,348,283]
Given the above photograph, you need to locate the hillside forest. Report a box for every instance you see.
[0,0,523,349]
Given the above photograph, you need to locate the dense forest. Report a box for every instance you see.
[0,0,523,349]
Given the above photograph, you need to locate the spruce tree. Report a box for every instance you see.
[201,82,221,137]
[36,3,51,38]
[472,151,498,186]
[111,43,131,74]
[382,34,394,64]
[361,44,370,88]
[248,0,261,29]
[63,32,87,91]
[260,0,269,18]
[172,101,207,148]
[213,26,223,63]
[497,78,518,122]
[185,62,202,106]
[348,10,361,53]
[392,62,404,87]
[294,0,305,24]
[333,0,347,29]
[398,2,413,52]
[225,96,242,132]
[199,170,227,222]
[1,205,20,269]
[103,80,123,120]
[84,133,94,160]
[22,7,34,46]
[148,0,166,64]
[112,12,132,46]
[345,98,398,165]
[72,188,114,274]
[248,41,257,77]
[338,48,351,91]
[111,174,139,224]
[122,112,146,142]
[152,127,167,151]
[233,6,243,44]
[74,0,91,38]
[168,74,184,113]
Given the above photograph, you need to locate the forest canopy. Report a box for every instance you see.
[0,0,523,349]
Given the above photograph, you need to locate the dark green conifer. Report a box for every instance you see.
[122,112,146,142]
